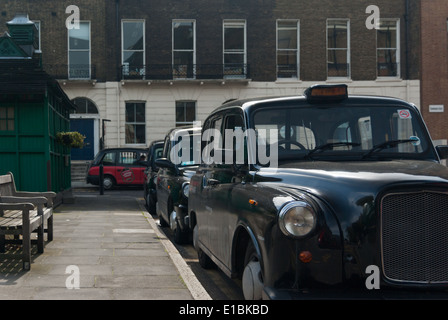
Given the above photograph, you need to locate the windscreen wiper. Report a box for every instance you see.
[305,142,361,159]
[361,139,415,159]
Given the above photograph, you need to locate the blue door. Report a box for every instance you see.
[70,119,95,160]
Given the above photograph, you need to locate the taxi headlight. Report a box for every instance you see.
[182,183,190,198]
[279,201,316,238]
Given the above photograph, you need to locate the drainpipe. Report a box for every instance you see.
[404,0,411,102]
[405,0,410,80]
[116,0,121,147]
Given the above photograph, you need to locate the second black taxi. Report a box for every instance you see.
[155,126,201,244]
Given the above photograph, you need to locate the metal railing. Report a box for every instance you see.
[120,64,250,81]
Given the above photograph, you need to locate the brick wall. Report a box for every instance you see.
[0,0,109,81]
[420,0,448,141]
[0,0,420,83]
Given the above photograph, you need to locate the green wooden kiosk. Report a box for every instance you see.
[0,14,74,201]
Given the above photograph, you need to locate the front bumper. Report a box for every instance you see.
[262,286,448,300]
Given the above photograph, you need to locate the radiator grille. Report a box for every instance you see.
[381,191,448,284]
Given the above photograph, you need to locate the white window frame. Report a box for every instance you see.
[172,19,196,79]
[175,101,196,127]
[326,19,350,79]
[223,20,247,79]
[125,101,146,145]
[67,21,91,80]
[121,19,146,77]
[276,19,300,80]
[376,19,400,79]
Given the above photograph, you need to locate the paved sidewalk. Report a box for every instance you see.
[0,189,211,300]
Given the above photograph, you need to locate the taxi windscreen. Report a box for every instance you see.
[252,105,432,162]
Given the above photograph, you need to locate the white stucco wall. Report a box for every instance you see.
[61,79,421,153]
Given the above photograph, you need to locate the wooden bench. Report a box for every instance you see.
[0,172,56,270]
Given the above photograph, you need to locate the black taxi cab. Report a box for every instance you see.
[187,84,448,299]
[155,126,201,244]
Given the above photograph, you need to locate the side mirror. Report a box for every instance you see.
[436,145,448,160]
[155,158,175,169]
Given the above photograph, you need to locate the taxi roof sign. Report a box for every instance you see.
[304,84,348,102]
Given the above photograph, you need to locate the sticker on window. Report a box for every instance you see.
[398,109,412,119]
[409,136,420,146]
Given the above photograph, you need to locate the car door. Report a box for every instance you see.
[203,111,247,268]
[115,150,145,185]
[156,136,172,221]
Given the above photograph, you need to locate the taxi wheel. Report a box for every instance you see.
[242,241,263,300]
[103,176,115,190]
[198,248,214,269]
[147,194,156,215]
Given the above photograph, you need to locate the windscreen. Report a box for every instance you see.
[252,105,433,162]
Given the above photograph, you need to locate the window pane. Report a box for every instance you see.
[278,29,297,50]
[125,124,134,143]
[135,103,145,122]
[69,51,90,78]
[277,51,297,65]
[224,53,244,64]
[69,23,89,50]
[328,49,348,77]
[185,103,195,122]
[327,20,348,49]
[173,21,194,50]
[69,51,89,65]
[176,101,196,124]
[378,49,398,76]
[123,22,144,50]
[377,21,397,49]
[126,104,135,122]
[123,51,143,66]
[224,26,244,51]
[135,125,146,143]
[174,51,193,65]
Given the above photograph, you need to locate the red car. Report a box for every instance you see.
[86,148,149,189]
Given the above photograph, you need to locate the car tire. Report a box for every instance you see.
[173,219,188,244]
[242,241,263,300]
[146,193,156,215]
[198,248,215,269]
[103,176,115,190]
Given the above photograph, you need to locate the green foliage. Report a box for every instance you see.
[56,131,85,149]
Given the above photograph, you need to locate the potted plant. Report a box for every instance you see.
[56,131,85,148]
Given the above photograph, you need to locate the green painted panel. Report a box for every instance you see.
[0,136,17,151]
[19,136,45,152]
[0,153,18,177]
[19,153,46,191]
[18,103,45,135]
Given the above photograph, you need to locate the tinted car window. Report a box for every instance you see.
[102,152,116,166]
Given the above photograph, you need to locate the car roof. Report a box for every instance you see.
[211,93,417,115]
[166,126,202,136]
[98,147,149,153]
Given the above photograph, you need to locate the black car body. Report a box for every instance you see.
[156,126,201,244]
[188,84,448,299]
[143,140,164,214]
